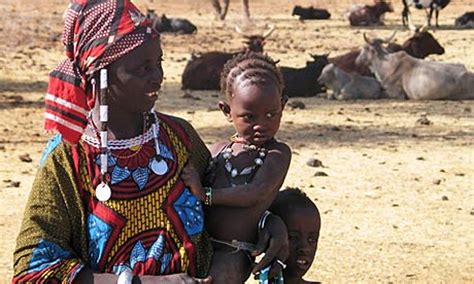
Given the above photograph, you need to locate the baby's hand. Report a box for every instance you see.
[181,163,205,201]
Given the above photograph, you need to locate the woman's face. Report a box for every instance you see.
[106,38,163,113]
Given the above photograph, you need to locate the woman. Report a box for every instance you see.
[13,0,287,283]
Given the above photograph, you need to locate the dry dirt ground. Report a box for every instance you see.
[0,0,473,283]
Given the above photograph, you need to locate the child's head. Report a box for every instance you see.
[219,51,286,146]
[269,187,321,280]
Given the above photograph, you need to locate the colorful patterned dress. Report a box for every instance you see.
[13,113,212,283]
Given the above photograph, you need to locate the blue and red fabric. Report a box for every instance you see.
[72,113,204,276]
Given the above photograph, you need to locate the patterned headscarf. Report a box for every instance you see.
[45,0,159,144]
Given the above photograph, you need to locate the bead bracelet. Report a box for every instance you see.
[204,187,213,206]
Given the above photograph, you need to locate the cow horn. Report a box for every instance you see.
[419,22,429,33]
[262,24,275,39]
[235,25,247,36]
[408,22,417,33]
[413,25,421,35]
[383,30,397,43]
[363,33,373,45]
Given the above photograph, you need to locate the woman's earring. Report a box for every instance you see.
[96,69,112,202]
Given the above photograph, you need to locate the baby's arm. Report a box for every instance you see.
[213,142,291,207]
[183,141,291,207]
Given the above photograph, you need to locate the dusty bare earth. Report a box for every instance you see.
[0,0,473,283]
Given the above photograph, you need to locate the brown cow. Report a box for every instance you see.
[386,28,444,58]
[181,26,274,90]
[348,0,393,26]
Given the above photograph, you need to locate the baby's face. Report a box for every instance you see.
[227,81,283,146]
[284,206,321,279]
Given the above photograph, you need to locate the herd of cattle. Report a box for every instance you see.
[346,0,474,28]
[146,1,474,33]
[149,1,474,100]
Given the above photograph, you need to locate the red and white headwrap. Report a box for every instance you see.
[45,0,159,144]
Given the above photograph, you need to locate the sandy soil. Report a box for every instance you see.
[0,0,473,282]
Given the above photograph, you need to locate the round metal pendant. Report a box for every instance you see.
[255,158,264,166]
[96,182,111,202]
[231,168,238,178]
[151,158,168,175]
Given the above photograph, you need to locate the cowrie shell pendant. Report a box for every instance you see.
[96,182,111,202]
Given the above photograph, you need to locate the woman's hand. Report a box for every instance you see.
[74,269,212,284]
[181,162,205,201]
[139,273,212,283]
[251,214,289,279]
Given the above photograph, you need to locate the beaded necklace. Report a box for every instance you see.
[86,113,148,160]
[82,124,155,150]
[217,135,269,187]
[82,109,168,201]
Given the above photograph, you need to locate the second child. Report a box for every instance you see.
[270,187,322,284]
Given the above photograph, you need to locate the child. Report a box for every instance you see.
[269,187,322,284]
[182,51,292,283]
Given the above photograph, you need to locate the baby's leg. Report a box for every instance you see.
[209,249,253,284]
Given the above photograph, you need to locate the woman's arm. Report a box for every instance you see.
[13,143,86,283]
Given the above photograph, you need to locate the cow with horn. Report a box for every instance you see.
[386,24,444,58]
[356,33,474,100]
[329,25,444,77]
[181,25,275,90]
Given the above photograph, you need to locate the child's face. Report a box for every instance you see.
[284,206,321,279]
[221,81,284,146]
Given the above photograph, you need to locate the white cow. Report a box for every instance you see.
[318,64,382,100]
[355,34,474,100]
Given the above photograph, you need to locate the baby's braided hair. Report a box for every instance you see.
[220,51,284,99]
